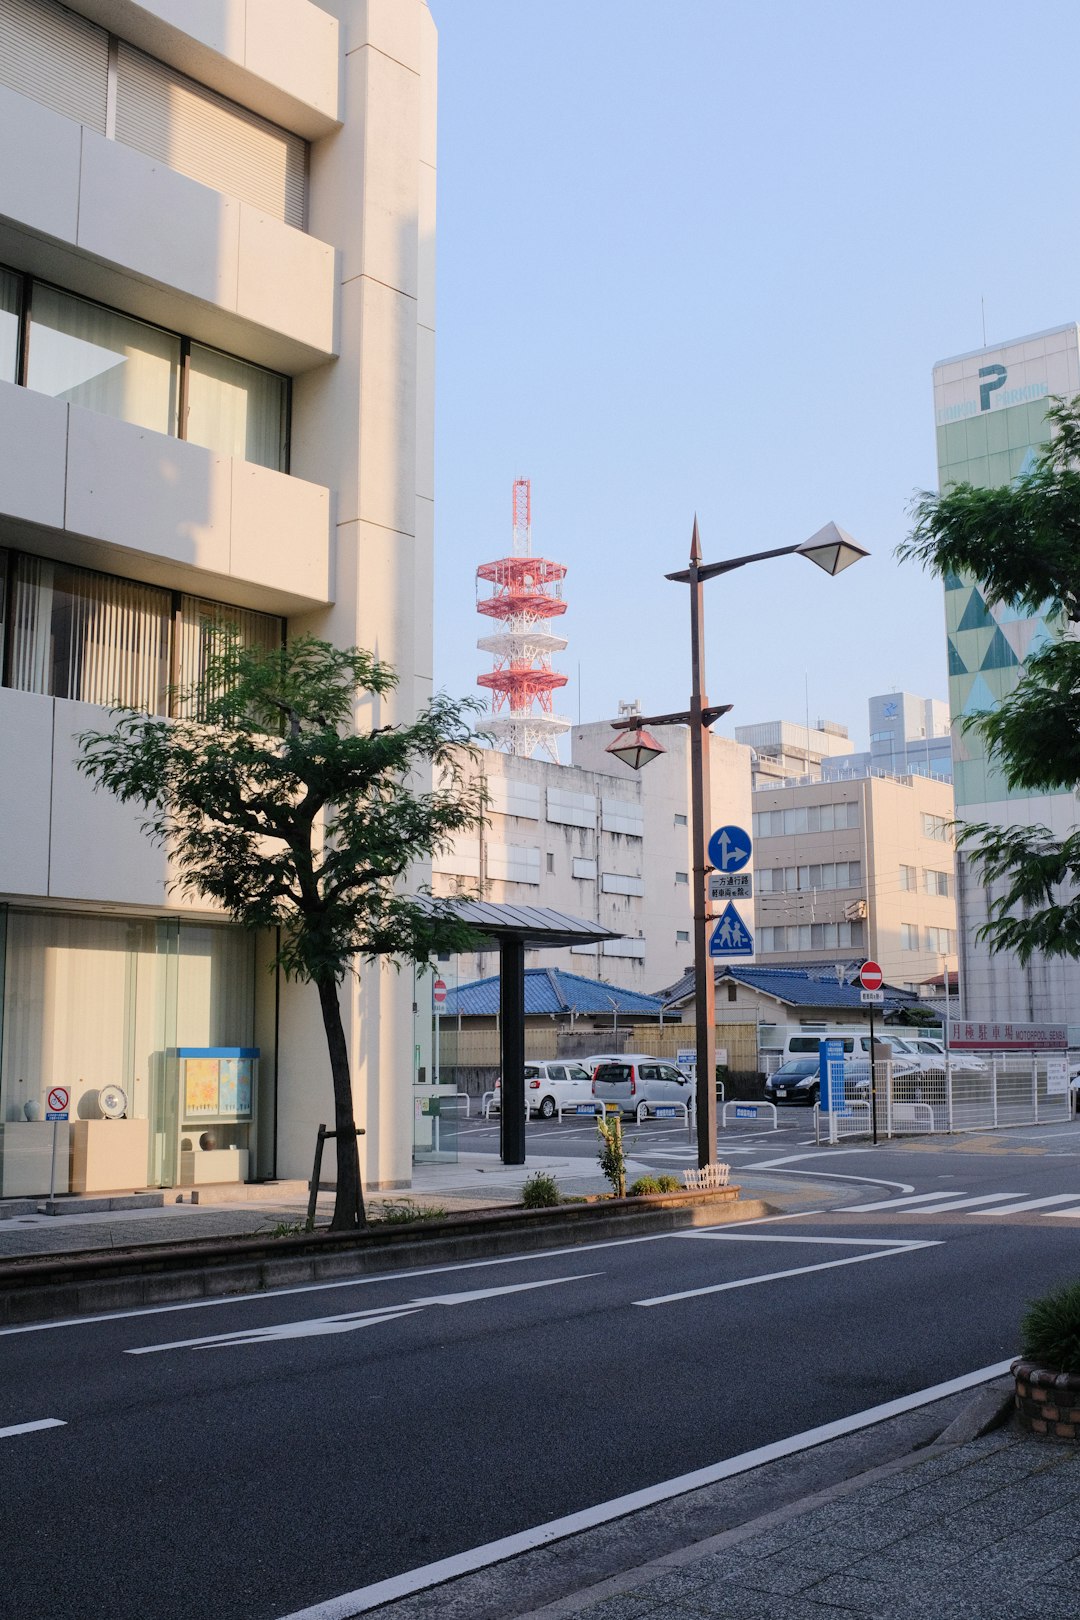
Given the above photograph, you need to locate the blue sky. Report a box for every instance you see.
[427,1,1080,751]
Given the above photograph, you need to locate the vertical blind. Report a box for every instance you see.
[3,554,283,715]
[0,0,306,227]
[0,0,108,132]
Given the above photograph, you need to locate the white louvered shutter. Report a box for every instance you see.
[115,43,306,228]
[0,0,108,131]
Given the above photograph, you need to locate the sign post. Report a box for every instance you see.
[432,977,447,1087]
[45,1086,70,1202]
[858,962,882,1144]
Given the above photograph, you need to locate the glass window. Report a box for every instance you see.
[675,871,689,885]
[900,923,919,950]
[899,864,916,891]
[1,267,20,384]
[28,284,180,435]
[674,813,687,827]
[186,344,287,472]
[8,555,171,712]
[925,869,951,897]
[922,813,950,842]
[175,596,282,717]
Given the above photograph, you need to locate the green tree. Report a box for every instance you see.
[901,394,1080,961]
[77,632,485,1230]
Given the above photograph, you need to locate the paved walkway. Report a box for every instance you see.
[0,1151,843,1259]
[532,1421,1080,1620]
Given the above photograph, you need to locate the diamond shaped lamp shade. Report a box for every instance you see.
[796,522,868,576]
[605,727,666,770]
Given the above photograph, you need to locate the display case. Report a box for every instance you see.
[177,1047,258,1185]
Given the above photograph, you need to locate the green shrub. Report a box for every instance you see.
[628,1175,661,1196]
[375,1199,448,1225]
[522,1171,561,1208]
[655,1174,681,1193]
[1021,1280,1080,1373]
[597,1114,627,1197]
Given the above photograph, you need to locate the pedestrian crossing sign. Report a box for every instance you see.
[709,902,753,958]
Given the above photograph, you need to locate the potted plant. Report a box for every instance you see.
[1013,1280,1080,1439]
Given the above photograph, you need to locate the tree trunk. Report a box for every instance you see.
[316,975,366,1230]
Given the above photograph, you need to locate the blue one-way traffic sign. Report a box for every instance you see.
[708,824,751,873]
[709,902,753,957]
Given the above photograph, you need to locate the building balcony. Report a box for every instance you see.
[0,382,332,614]
[0,84,336,373]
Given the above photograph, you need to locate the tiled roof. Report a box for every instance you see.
[656,963,920,1012]
[443,968,664,1019]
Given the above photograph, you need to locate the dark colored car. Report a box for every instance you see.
[764,1057,823,1107]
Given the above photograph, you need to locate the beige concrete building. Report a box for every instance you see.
[0,0,437,1193]
[431,721,755,995]
[752,772,958,988]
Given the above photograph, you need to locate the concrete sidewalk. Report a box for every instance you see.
[520,1417,1080,1620]
[0,1151,842,1260]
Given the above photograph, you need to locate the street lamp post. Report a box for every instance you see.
[608,518,868,1170]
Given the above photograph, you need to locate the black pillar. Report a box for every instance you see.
[499,937,526,1165]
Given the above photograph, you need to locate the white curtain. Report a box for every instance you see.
[10,556,170,712]
[176,595,281,716]
[28,283,179,436]
[186,344,286,470]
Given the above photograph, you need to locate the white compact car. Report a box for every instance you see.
[491,1060,595,1120]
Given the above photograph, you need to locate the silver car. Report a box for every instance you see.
[591,1058,695,1123]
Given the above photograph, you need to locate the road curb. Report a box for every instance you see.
[0,1188,773,1325]
[509,1378,1019,1619]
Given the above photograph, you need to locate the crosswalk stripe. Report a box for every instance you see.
[1043,1206,1080,1219]
[899,1193,1026,1214]
[835,1190,977,1213]
[975,1195,1080,1216]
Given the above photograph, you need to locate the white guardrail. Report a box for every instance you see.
[721,1099,778,1130]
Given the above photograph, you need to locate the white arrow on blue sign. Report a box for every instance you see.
[708,824,751,873]
[709,901,753,958]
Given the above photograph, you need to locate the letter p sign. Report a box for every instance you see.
[978,364,1007,412]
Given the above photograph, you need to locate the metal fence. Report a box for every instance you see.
[814,1055,1071,1142]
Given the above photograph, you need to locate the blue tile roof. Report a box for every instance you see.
[658,963,919,1013]
[443,968,664,1019]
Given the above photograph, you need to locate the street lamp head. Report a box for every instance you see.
[605,725,666,771]
[796,522,869,577]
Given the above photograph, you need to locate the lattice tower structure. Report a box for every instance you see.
[477,478,570,763]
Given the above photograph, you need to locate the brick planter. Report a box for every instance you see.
[1012,1358,1080,1439]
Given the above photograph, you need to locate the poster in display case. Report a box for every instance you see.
[179,1048,258,1123]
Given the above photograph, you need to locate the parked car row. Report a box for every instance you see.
[490,1054,696,1121]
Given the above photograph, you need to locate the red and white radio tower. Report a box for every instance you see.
[476,478,569,762]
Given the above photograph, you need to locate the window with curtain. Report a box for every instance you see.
[7,555,172,711]
[28,284,180,435]
[186,345,287,472]
[0,267,20,384]
[175,595,282,717]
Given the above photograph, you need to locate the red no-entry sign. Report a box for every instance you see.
[859,960,883,992]
[433,978,447,1005]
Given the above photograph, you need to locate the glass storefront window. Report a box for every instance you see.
[175,594,282,717]
[28,283,180,435]
[8,555,172,712]
[0,909,257,1190]
[187,344,287,472]
[0,267,20,384]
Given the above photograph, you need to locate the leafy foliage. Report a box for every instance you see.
[77,632,487,982]
[521,1172,561,1208]
[1021,1280,1080,1375]
[628,1174,684,1196]
[596,1113,627,1198]
[900,395,1080,962]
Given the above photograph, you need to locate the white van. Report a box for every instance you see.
[778,1030,938,1070]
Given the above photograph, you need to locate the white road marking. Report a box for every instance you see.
[271,1360,1012,1619]
[0,1418,65,1440]
[975,1194,1080,1216]
[634,1243,936,1306]
[900,1193,1025,1214]
[676,1232,920,1248]
[1043,1206,1080,1218]
[126,1273,600,1354]
[836,1190,979,1213]
[741,1150,870,1169]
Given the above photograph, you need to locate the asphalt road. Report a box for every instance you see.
[5,1120,1080,1620]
